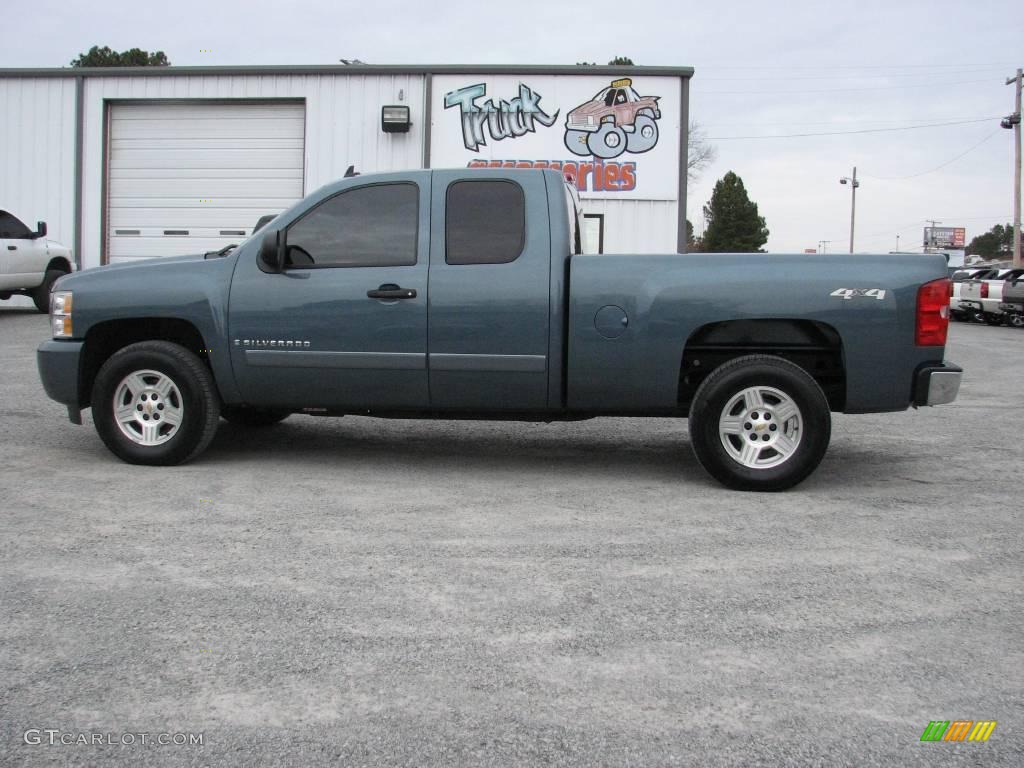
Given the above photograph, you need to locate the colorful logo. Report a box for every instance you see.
[466,158,636,193]
[444,83,558,153]
[920,720,997,742]
[563,78,662,160]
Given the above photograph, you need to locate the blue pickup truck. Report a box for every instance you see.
[37,168,961,490]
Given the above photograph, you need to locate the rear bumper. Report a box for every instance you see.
[37,339,83,407]
[913,362,962,406]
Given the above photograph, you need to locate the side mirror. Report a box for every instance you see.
[258,229,284,273]
[35,221,47,239]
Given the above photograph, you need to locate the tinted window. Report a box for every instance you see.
[0,211,32,239]
[446,180,525,265]
[285,184,417,268]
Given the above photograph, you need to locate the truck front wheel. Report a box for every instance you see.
[563,129,591,156]
[91,341,221,465]
[687,355,831,491]
[32,267,69,313]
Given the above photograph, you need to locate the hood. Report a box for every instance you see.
[56,252,223,291]
[569,101,610,119]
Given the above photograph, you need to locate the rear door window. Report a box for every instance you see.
[445,180,525,265]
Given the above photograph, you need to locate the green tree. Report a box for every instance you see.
[702,171,769,252]
[608,56,635,65]
[71,46,170,67]
[965,223,1014,260]
[686,219,705,251]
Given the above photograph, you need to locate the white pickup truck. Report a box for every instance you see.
[0,210,74,313]
[959,267,1024,326]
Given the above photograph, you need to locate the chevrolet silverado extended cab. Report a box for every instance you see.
[37,169,962,491]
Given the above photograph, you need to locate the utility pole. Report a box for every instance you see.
[1004,68,1022,268]
[896,233,900,251]
[840,167,859,253]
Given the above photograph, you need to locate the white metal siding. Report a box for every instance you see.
[0,77,77,257]
[580,199,680,253]
[82,74,426,269]
[107,102,305,261]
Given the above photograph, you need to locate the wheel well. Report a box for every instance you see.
[47,257,72,274]
[678,319,846,412]
[79,318,211,407]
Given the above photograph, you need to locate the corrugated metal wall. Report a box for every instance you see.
[0,77,77,256]
[80,74,426,268]
[0,71,684,270]
[581,198,680,253]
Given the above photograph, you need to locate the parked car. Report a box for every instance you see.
[36,168,961,492]
[949,268,998,321]
[998,273,1024,327]
[0,210,74,312]
[959,268,1024,325]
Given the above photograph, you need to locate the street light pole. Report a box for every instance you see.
[840,167,859,253]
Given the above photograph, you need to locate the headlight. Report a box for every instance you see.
[51,291,73,338]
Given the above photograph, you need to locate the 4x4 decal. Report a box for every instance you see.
[563,78,662,159]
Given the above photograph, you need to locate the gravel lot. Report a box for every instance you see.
[1,307,1021,767]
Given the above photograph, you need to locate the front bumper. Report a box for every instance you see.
[913,362,963,406]
[37,339,84,409]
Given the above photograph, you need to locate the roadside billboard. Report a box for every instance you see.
[923,227,966,249]
[430,74,681,200]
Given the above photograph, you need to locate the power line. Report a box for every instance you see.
[699,67,1007,82]
[706,117,1000,140]
[696,78,997,95]
[691,62,1018,70]
[860,130,1001,180]
[701,115,1003,129]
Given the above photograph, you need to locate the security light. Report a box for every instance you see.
[381,105,411,133]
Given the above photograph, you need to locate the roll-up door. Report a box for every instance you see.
[107,101,304,262]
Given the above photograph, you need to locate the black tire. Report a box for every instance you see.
[563,129,591,156]
[32,268,68,313]
[688,355,831,492]
[983,314,1005,326]
[626,115,659,153]
[1008,314,1024,328]
[587,122,628,159]
[91,341,221,465]
[221,405,290,427]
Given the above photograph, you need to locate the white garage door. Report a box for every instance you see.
[107,101,305,262]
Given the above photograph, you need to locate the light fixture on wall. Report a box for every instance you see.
[381,105,411,133]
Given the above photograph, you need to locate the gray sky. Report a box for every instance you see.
[5,0,1022,252]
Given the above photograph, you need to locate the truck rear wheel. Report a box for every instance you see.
[91,341,220,465]
[688,355,831,491]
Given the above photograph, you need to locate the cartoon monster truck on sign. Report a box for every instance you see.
[564,78,662,159]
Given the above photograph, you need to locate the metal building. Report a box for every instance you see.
[0,64,692,270]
